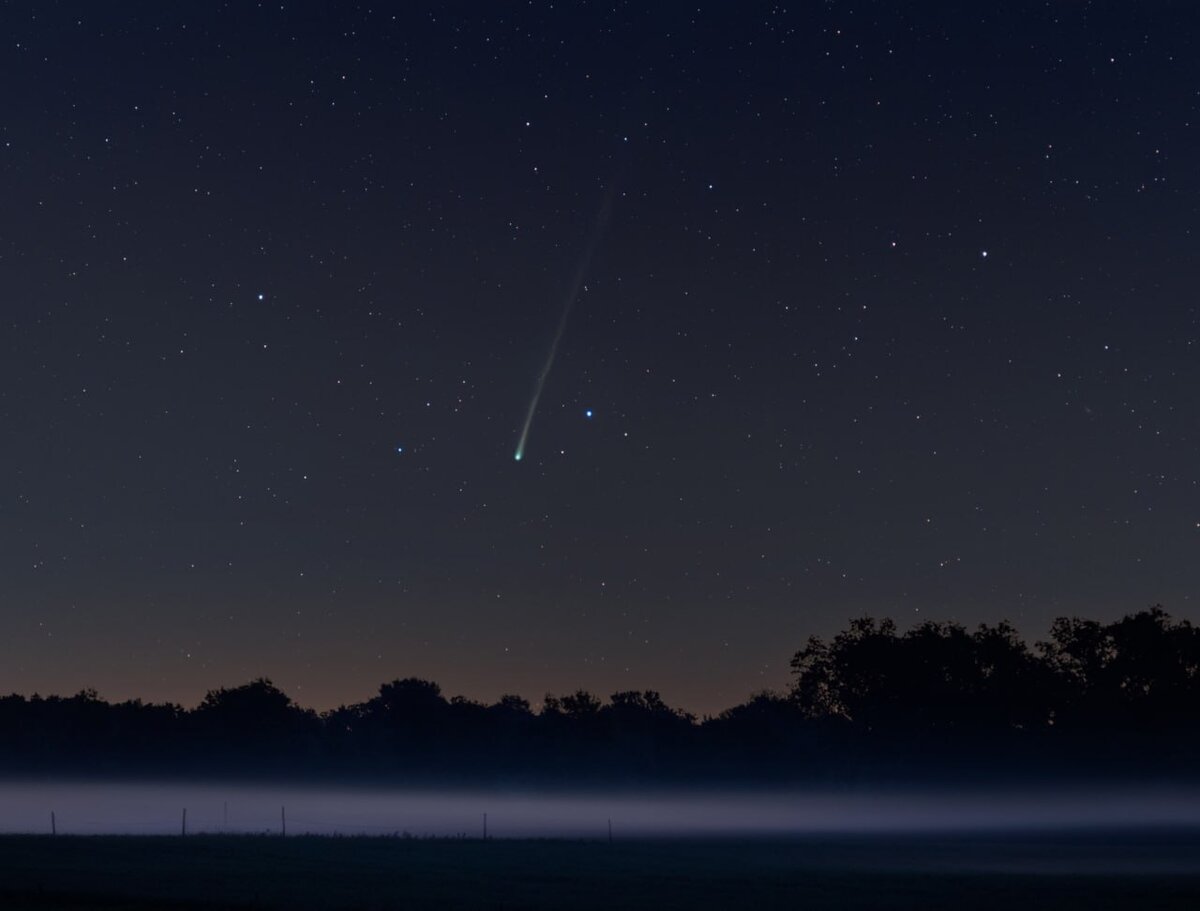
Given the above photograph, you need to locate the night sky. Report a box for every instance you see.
[3,2,1198,715]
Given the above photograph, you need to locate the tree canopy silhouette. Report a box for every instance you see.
[0,607,1194,784]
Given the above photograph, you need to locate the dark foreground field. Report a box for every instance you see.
[1,831,1198,910]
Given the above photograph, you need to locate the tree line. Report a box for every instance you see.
[1,607,1195,784]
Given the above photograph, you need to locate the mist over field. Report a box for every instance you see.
[3,781,1199,845]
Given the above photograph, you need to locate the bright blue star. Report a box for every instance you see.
[585,409,594,419]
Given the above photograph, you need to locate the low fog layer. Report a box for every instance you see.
[2,781,1198,839]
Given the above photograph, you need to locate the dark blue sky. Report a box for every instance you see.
[1,1,1197,713]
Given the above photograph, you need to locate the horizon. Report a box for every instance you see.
[0,603,1181,716]
[1,604,1188,721]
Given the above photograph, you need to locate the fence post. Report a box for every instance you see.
[51,811,56,836]
[181,808,187,837]
[281,806,286,837]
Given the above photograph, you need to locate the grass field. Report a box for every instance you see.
[0,831,1197,910]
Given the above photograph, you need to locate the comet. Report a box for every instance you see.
[514,181,618,462]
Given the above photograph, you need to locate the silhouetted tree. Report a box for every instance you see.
[558,690,603,717]
[192,678,319,767]
[790,618,1054,735]
[1040,606,1200,732]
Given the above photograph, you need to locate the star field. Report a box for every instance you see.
[1,2,1198,714]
